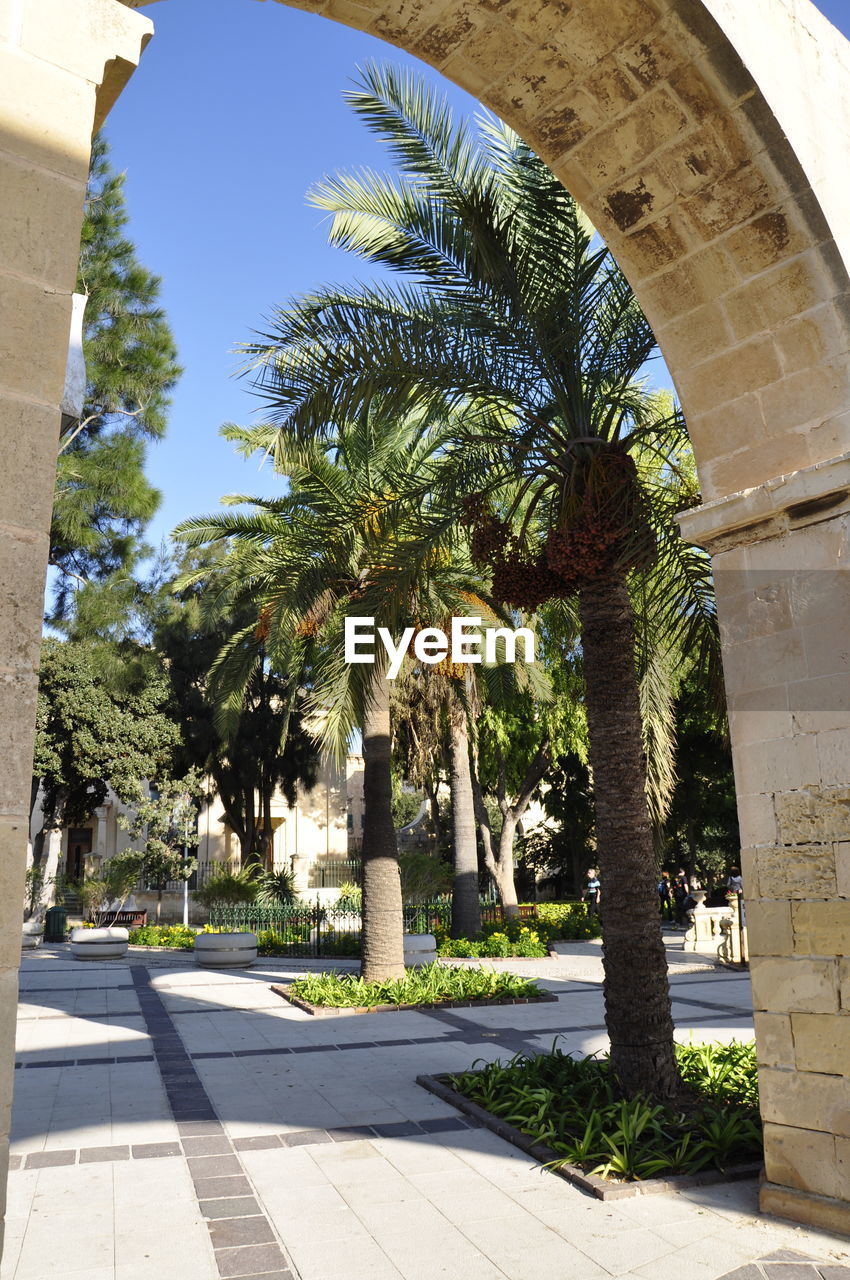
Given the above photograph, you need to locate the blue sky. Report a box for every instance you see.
[107,0,850,554]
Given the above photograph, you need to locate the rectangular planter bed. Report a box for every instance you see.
[271,983,557,1017]
[417,1071,762,1201]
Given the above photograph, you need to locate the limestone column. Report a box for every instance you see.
[680,453,850,1233]
[0,0,152,1258]
[94,805,109,862]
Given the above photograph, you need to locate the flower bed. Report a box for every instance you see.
[420,1042,762,1198]
[272,962,549,1015]
[129,924,197,949]
[127,923,352,958]
[435,904,601,958]
[128,902,600,961]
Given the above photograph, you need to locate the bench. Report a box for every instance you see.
[90,910,148,928]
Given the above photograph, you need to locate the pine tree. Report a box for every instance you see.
[50,132,181,623]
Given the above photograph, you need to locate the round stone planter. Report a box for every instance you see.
[403,932,437,967]
[194,931,257,969]
[21,922,44,950]
[70,926,129,961]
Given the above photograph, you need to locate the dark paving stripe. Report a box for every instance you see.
[13,1001,749,1073]
[132,1142,181,1159]
[80,1144,130,1163]
[19,982,136,993]
[128,966,298,1280]
[11,1116,479,1173]
[718,1252,850,1278]
[23,1149,75,1169]
[669,992,755,1014]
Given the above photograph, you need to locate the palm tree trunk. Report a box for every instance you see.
[578,570,679,1101]
[360,673,405,981]
[449,697,480,939]
[424,780,443,851]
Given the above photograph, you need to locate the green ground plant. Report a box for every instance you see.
[448,1041,760,1182]
[435,904,601,957]
[129,923,196,949]
[289,963,542,1008]
[437,926,549,958]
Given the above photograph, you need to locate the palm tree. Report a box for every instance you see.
[176,408,501,979]
[239,66,720,1099]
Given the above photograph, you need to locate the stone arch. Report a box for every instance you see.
[126,0,850,501]
[1,0,849,1243]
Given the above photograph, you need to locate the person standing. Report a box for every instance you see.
[672,871,689,927]
[583,868,601,916]
[658,871,673,922]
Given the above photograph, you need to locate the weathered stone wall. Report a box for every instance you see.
[3,0,849,1241]
[0,0,152,1257]
[681,462,850,1231]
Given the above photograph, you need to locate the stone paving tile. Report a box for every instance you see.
[199,1196,263,1219]
[214,1241,290,1278]
[716,1256,850,1279]
[207,1213,277,1248]
[79,1144,130,1162]
[192,1174,254,1201]
[286,1232,405,1280]
[11,951,850,1280]
[23,1149,75,1168]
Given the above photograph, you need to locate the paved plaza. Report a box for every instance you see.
[3,940,850,1280]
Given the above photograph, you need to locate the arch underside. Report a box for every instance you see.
[124,0,850,502]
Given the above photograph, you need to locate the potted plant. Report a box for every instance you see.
[70,850,143,960]
[22,864,45,948]
[191,866,258,968]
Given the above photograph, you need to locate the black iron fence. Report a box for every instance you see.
[306,859,362,889]
[207,898,526,959]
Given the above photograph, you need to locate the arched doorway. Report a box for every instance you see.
[0,0,848,1240]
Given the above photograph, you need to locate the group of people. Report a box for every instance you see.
[657,870,696,927]
[581,865,744,928]
[658,866,744,927]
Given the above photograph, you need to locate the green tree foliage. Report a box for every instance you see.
[662,677,740,887]
[519,752,597,899]
[50,132,180,623]
[119,770,203,922]
[175,409,497,979]
[33,636,182,831]
[153,549,320,865]
[240,66,724,1099]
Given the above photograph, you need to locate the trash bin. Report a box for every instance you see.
[44,905,68,943]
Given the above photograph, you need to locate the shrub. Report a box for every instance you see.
[254,868,297,906]
[437,926,549,958]
[398,852,452,903]
[289,962,542,1008]
[194,867,258,909]
[335,881,362,912]
[532,901,602,940]
[128,924,197,949]
[448,1041,761,1182]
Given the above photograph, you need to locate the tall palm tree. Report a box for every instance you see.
[239,66,720,1099]
[176,407,501,979]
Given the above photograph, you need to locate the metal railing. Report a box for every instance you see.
[306,859,362,889]
[208,898,531,958]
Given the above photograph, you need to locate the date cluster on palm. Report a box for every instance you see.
[465,450,654,609]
